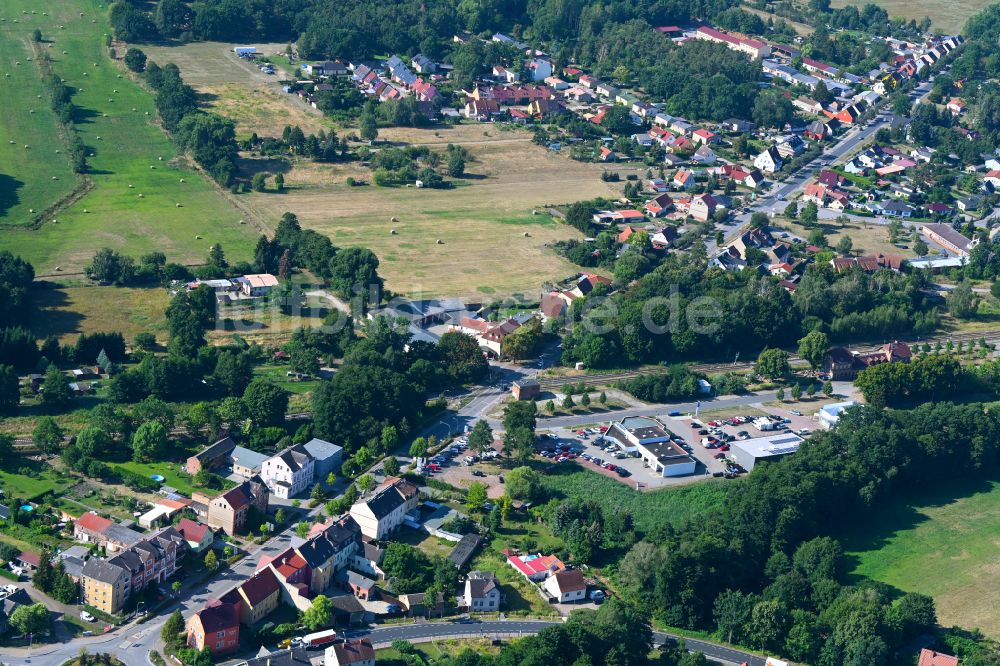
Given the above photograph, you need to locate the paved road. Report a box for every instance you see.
[349,620,767,666]
[707,76,938,255]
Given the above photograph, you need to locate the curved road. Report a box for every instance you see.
[349,620,766,666]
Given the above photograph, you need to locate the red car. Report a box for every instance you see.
[598,426,609,433]
[720,444,730,452]
[707,420,720,427]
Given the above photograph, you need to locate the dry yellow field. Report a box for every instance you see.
[245,125,631,298]
[830,0,992,33]
[773,216,914,258]
[141,41,331,136]
[30,285,171,344]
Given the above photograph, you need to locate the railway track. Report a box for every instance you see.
[10,330,997,443]
[533,329,1000,389]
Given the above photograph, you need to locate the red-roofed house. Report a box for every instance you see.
[599,145,616,161]
[201,476,268,536]
[690,193,718,222]
[919,650,958,666]
[692,128,719,145]
[673,169,695,190]
[74,511,113,544]
[618,225,639,243]
[570,273,612,298]
[544,569,587,603]
[177,518,214,553]
[802,182,829,205]
[506,552,566,581]
[984,170,1000,188]
[16,551,41,570]
[694,26,771,59]
[946,98,966,115]
[224,567,282,625]
[187,600,240,654]
[645,192,674,217]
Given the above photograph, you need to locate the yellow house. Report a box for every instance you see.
[81,559,128,614]
[224,567,281,625]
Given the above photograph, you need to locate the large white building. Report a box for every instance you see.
[349,478,419,540]
[260,445,316,499]
[605,417,696,477]
[729,433,804,471]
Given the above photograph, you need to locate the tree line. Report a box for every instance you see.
[557,252,941,370]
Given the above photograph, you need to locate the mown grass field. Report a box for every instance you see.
[246,124,629,298]
[0,461,75,501]
[0,0,257,274]
[830,0,991,33]
[0,9,78,225]
[842,478,1000,638]
[30,284,171,344]
[541,465,729,535]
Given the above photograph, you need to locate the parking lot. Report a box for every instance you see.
[422,404,821,494]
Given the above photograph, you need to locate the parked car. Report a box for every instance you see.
[471,470,485,477]
[616,467,631,477]
[714,452,726,460]
[790,410,802,416]
[80,611,95,622]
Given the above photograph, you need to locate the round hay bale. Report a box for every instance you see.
[150,165,155,169]
[29,110,34,114]
[51,176,58,180]
[523,231,530,237]
[436,239,444,244]
[23,145,28,149]
[158,156,163,161]
[55,266,62,272]
[7,140,13,145]
[176,203,182,207]
[195,235,203,239]
[83,209,89,213]
[390,229,397,235]
[138,193,144,198]
[390,216,399,223]
[55,149,60,153]
[28,209,33,213]
[180,178,185,183]
[128,184,134,188]
[96,136,101,140]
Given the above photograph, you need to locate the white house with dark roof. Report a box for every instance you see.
[260,445,315,499]
[464,571,501,611]
[349,478,419,539]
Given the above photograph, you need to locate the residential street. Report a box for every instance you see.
[707,76,937,254]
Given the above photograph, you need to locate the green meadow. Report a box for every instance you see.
[842,478,1000,638]
[0,0,257,273]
